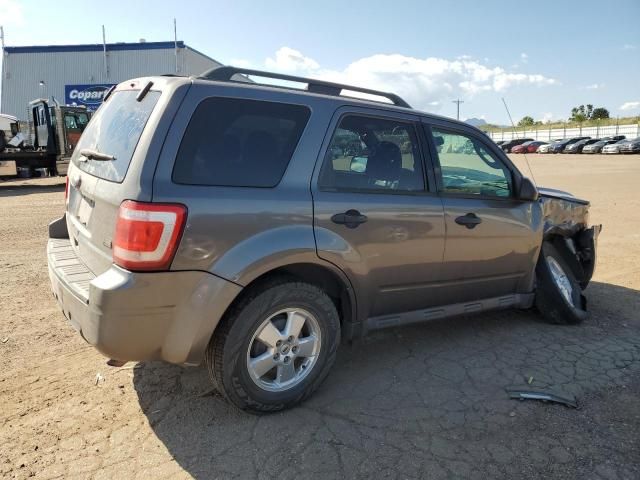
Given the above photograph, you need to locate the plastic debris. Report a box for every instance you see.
[506,387,578,408]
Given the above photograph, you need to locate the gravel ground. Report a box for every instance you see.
[1,154,639,479]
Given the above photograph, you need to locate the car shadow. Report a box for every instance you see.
[132,280,640,479]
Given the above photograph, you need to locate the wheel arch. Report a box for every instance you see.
[542,229,598,290]
[216,260,358,344]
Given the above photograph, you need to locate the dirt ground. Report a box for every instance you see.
[1,154,639,479]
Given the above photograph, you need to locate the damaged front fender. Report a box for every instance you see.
[538,187,602,288]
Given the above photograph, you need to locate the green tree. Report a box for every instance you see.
[591,107,610,120]
[570,104,608,122]
[570,105,588,122]
[518,116,535,127]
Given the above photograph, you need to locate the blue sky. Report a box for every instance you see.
[1,0,639,122]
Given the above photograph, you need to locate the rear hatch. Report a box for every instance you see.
[65,80,168,275]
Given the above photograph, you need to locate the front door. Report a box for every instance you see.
[312,108,446,320]
[423,122,541,304]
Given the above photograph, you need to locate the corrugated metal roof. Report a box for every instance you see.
[0,42,223,119]
[4,41,186,54]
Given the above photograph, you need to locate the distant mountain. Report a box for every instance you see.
[464,117,487,127]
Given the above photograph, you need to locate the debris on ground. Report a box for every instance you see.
[94,373,105,386]
[506,387,578,408]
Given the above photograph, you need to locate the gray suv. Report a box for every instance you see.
[47,67,600,413]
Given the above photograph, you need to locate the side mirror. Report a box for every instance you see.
[518,177,539,201]
[350,156,368,173]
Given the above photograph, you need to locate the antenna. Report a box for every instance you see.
[501,97,519,139]
[452,99,464,120]
[501,97,536,184]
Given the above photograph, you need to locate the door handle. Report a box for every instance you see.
[331,209,368,229]
[455,213,482,229]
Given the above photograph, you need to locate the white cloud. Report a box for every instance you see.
[0,0,24,26]
[230,58,252,68]
[585,83,602,90]
[623,44,637,50]
[260,47,557,111]
[520,52,529,63]
[620,101,640,111]
[265,47,319,72]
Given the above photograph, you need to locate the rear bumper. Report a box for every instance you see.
[47,235,242,365]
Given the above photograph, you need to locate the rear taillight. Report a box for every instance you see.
[113,200,187,271]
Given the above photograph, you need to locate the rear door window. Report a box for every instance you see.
[318,114,425,192]
[172,98,310,187]
[72,90,161,182]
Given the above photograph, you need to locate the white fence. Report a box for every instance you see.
[488,123,639,142]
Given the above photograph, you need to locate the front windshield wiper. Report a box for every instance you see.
[79,148,116,161]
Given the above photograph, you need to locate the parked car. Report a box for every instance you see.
[47,67,601,413]
[538,139,566,154]
[537,143,553,153]
[564,138,601,154]
[510,141,536,153]
[582,138,623,154]
[619,137,640,154]
[602,139,630,154]
[525,141,548,153]
[501,138,534,153]
[495,140,506,146]
[549,137,590,153]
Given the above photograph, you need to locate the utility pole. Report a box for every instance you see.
[452,99,464,120]
[102,25,108,78]
[174,18,178,74]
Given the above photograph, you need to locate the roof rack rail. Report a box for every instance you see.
[199,66,411,109]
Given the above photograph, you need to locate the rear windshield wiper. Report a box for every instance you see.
[79,148,116,161]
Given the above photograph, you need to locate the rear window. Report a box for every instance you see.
[72,90,160,182]
[172,97,310,187]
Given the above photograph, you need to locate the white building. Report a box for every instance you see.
[1,40,222,120]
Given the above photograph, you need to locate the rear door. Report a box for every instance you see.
[312,107,445,320]
[65,79,182,275]
[422,119,541,304]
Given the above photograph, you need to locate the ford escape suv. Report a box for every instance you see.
[48,67,600,413]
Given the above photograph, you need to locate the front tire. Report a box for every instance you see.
[205,279,340,413]
[535,242,587,325]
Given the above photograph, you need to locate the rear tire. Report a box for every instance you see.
[205,278,340,414]
[535,242,587,325]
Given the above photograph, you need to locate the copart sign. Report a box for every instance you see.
[64,84,116,110]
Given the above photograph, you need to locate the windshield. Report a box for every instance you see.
[64,112,90,132]
[72,90,160,182]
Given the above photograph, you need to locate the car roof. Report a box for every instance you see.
[154,67,475,129]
